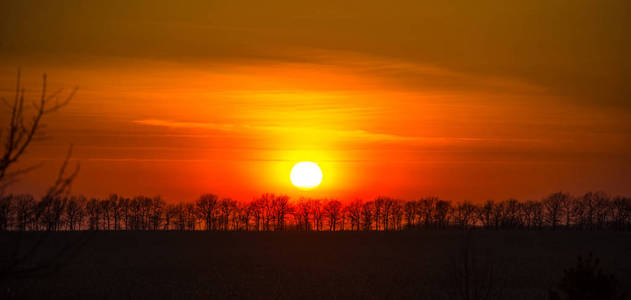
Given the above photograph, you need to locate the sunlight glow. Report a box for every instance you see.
[290,161,323,189]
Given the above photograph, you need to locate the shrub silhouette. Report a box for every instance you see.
[549,253,625,300]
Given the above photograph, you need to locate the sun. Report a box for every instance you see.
[290,161,323,189]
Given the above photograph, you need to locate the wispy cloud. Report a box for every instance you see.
[134,119,541,145]
[134,119,417,143]
[134,119,237,131]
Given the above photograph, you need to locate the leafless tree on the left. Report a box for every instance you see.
[0,70,89,290]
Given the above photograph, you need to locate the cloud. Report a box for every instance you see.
[133,119,541,145]
[134,119,418,143]
[134,119,237,131]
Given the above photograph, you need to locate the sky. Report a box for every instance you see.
[0,0,630,203]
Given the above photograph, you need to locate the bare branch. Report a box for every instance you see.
[0,71,77,192]
[45,145,80,200]
[44,87,77,114]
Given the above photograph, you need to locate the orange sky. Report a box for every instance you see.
[1,1,630,203]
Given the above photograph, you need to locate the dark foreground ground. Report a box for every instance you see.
[1,231,630,299]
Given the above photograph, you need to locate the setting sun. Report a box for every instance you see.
[290,162,323,189]
[1,1,631,298]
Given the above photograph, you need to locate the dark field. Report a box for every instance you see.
[2,231,631,299]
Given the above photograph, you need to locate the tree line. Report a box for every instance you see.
[0,191,629,232]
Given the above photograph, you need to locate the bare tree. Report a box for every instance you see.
[196,194,218,231]
[419,196,438,228]
[101,197,112,230]
[611,196,630,231]
[231,201,249,231]
[311,199,323,231]
[360,201,374,231]
[477,200,494,229]
[0,195,12,231]
[86,198,101,230]
[293,199,311,231]
[501,199,522,229]
[259,193,276,231]
[0,147,83,284]
[0,71,76,192]
[184,203,196,230]
[118,196,130,230]
[13,194,34,231]
[347,199,362,231]
[373,197,384,231]
[109,194,122,231]
[490,201,504,230]
[163,203,178,231]
[219,197,237,231]
[521,200,537,229]
[272,195,290,231]
[404,199,418,229]
[591,191,611,230]
[381,197,394,231]
[435,200,452,229]
[324,200,342,231]
[150,196,165,231]
[560,194,574,228]
[543,192,568,230]
[455,201,476,229]
[249,199,263,231]
[64,196,83,231]
[531,200,544,230]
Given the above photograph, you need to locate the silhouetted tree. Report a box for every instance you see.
[86,198,101,230]
[360,201,374,231]
[380,197,394,231]
[184,203,196,230]
[490,201,504,230]
[272,195,290,231]
[419,196,438,228]
[101,197,112,230]
[435,200,452,229]
[150,196,165,231]
[233,201,249,231]
[404,199,418,229]
[391,199,403,230]
[501,199,522,229]
[455,201,476,229]
[592,192,611,230]
[163,203,178,230]
[258,193,275,231]
[108,194,121,231]
[611,196,630,231]
[119,197,130,230]
[196,194,218,231]
[0,71,76,193]
[561,194,574,228]
[478,200,494,229]
[311,199,324,231]
[13,194,34,231]
[549,253,625,300]
[544,192,569,230]
[0,195,12,231]
[373,197,384,231]
[219,197,237,231]
[347,199,362,231]
[250,198,263,231]
[324,200,342,231]
[293,199,310,231]
[64,196,83,231]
